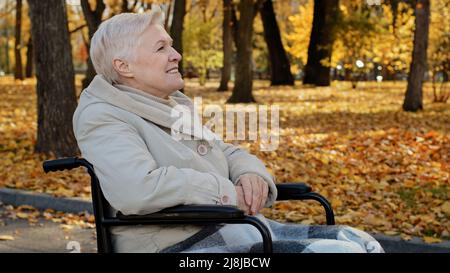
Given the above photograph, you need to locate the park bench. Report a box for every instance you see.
[43,157,335,253]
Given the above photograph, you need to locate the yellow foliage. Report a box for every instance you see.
[284,1,314,73]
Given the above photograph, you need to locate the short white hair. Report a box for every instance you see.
[90,6,165,84]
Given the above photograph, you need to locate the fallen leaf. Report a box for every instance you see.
[0,235,15,241]
[441,201,450,215]
[423,236,442,244]
[331,198,343,207]
[16,212,29,219]
[60,224,74,230]
[384,231,399,236]
[400,234,412,241]
[363,214,387,226]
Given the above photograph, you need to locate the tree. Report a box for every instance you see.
[373,3,414,81]
[1,0,13,74]
[121,0,139,13]
[170,0,186,82]
[332,2,378,88]
[164,0,174,30]
[260,0,293,86]
[183,0,222,86]
[80,0,105,89]
[218,0,233,91]
[285,1,314,76]
[25,36,33,78]
[403,0,431,111]
[28,0,79,157]
[427,0,449,103]
[387,0,414,36]
[303,0,339,86]
[14,0,24,80]
[227,0,262,103]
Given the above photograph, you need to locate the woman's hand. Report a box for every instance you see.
[236,174,269,215]
[235,185,251,214]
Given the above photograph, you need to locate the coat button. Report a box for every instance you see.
[197,143,208,156]
[221,195,229,204]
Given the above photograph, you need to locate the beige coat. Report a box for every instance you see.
[72,75,277,252]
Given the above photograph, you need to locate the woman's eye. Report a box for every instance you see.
[158,46,164,51]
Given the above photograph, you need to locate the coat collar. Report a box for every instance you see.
[85,75,215,141]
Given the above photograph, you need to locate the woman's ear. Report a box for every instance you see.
[112,58,134,78]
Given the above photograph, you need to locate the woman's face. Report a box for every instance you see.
[126,24,184,98]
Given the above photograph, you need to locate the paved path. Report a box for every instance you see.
[0,206,97,253]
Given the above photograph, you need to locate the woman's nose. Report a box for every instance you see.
[169,47,182,62]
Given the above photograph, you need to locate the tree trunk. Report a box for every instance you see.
[121,0,139,13]
[170,0,186,92]
[28,0,79,157]
[303,0,339,86]
[231,2,239,45]
[121,0,129,12]
[227,0,259,103]
[164,0,174,30]
[403,0,430,112]
[260,0,294,86]
[3,1,11,74]
[25,36,33,78]
[218,0,233,91]
[80,0,105,89]
[14,0,24,80]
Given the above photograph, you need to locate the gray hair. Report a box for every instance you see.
[89,6,165,84]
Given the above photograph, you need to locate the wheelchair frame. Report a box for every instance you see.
[43,157,335,253]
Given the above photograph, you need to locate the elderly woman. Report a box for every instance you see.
[72,7,383,253]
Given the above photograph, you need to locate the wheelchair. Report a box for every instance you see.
[43,157,335,253]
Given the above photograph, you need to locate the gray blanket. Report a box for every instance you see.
[161,215,384,253]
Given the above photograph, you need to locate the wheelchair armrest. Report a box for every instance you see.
[276,183,312,200]
[113,205,274,253]
[43,157,93,173]
[116,204,245,221]
[43,157,84,172]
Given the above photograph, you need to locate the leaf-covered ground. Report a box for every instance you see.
[0,77,448,243]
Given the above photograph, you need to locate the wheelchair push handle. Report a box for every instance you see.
[43,157,86,173]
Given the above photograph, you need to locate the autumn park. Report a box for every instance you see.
[0,0,448,254]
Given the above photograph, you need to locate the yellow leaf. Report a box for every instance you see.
[60,224,74,230]
[441,201,450,215]
[17,205,35,211]
[335,215,353,224]
[16,212,29,219]
[331,198,343,207]
[385,231,399,236]
[300,219,315,225]
[400,234,412,241]
[364,214,387,226]
[423,236,442,244]
[372,194,383,201]
[320,158,329,165]
[404,180,415,188]
[387,202,398,210]
[0,235,15,241]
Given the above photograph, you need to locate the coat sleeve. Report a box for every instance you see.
[216,140,278,208]
[73,105,237,215]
